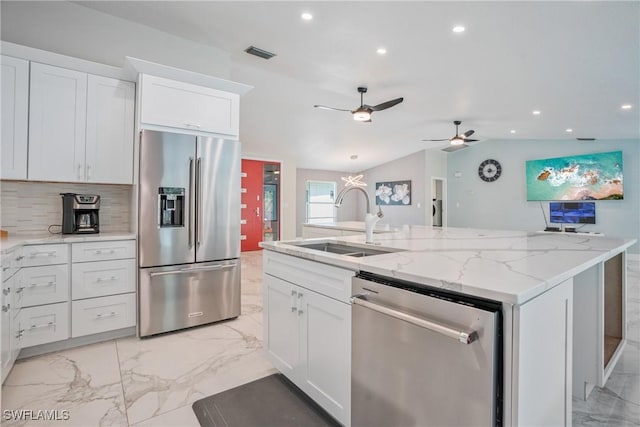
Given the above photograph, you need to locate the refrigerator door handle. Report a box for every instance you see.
[188,157,195,248]
[149,263,236,277]
[196,157,203,247]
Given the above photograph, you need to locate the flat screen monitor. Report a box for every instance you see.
[550,202,596,224]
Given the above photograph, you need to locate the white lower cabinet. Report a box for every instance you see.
[263,251,354,426]
[72,293,135,338]
[1,239,137,384]
[18,264,69,307]
[70,240,136,338]
[18,302,69,348]
[72,258,135,300]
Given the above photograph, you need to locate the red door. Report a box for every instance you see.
[241,160,263,251]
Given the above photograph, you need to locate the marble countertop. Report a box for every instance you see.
[260,225,637,305]
[303,221,397,233]
[1,232,137,254]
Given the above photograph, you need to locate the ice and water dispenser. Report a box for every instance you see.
[158,187,185,227]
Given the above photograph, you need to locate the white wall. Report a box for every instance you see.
[295,169,358,236]
[0,1,231,78]
[447,139,640,253]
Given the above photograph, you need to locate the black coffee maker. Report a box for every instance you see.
[60,193,100,234]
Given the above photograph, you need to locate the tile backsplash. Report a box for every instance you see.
[0,181,132,235]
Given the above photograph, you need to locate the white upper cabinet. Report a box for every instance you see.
[28,63,87,182]
[27,63,135,184]
[140,74,239,137]
[1,55,29,180]
[86,75,135,184]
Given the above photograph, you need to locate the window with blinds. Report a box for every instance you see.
[306,181,337,224]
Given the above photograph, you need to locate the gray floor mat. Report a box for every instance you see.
[192,374,342,427]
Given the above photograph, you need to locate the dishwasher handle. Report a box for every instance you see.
[351,295,478,345]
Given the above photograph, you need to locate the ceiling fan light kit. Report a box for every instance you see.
[422,120,478,151]
[353,109,371,121]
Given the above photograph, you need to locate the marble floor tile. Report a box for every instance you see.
[1,341,127,427]
[131,404,200,427]
[116,314,275,425]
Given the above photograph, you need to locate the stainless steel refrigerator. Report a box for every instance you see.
[138,130,241,337]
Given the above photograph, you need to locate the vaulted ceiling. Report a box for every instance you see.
[59,2,640,170]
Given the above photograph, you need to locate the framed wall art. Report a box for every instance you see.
[525,151,623,201]
[375,180,411,205]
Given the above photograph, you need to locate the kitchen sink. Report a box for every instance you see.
[293,242,398,257]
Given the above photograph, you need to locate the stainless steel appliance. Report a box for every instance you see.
[138,130,241,337]
[60,193,100,234]
[351,273,503,426]
[432,198,443,227]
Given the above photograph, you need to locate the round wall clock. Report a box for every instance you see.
[478,159,502,182]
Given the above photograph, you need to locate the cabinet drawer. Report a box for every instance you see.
[72,240,135,262]
[17,264,69,308]
[264,251,355,303]
[140,74,239,136]
[19,244,68,267]
[18,302,69,348]
[71,293,135,338]
[72,259,135,300]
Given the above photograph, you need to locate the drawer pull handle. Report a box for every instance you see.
[29,281,55,288]
[94,249,117,255]
[96,276,117,283]
[29,251,56,258]
[15,255,24,261]
[2,304,9,312]
[2,288,9,296]
[2,266,9,272]
[96,311,118,319]
[16,330,24,339]
[184,122,202,129]
[30,321,56,330]
[15,287,24,294]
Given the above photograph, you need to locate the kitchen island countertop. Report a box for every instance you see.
[261,225,636,305]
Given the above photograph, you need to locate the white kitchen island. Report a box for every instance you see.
[260,226,636,426]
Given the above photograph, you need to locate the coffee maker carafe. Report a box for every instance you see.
[60,193,100,234]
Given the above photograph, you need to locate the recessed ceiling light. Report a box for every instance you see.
[301,12,313,21]
[532,110,541,115]
[510,130,516,134]
[565,128,573,133]
[350,155,358,160]
[621,104,632,110]
[376,47,387,55]
[452,25,465,33]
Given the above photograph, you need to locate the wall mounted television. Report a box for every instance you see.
[526,151,623,201]
[550,202,596,224]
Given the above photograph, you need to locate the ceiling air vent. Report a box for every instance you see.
[244,46,276,60]
[576,138,596,141]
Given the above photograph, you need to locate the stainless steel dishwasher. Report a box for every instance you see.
[351,272,503,427]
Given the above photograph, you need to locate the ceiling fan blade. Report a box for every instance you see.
[463,129,475,137]
[463,138,478,142]
[370,97,404,111]
[313,105,351,112]
[421,139,449,142]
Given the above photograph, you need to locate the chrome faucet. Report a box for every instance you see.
[334,186,383,244]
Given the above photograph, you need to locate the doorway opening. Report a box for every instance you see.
[431,177,446,227]
[241,159,281,251]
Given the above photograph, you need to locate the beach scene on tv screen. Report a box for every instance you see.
[526,151,623,201]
